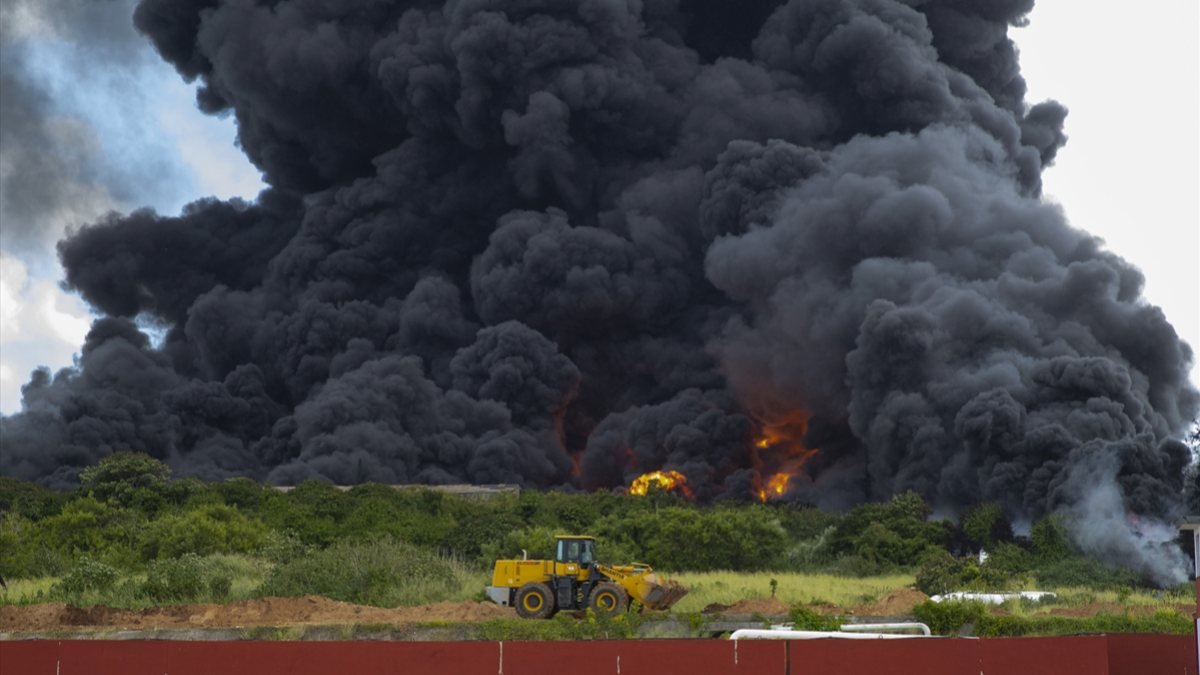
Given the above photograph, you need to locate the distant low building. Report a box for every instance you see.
[270,482,520,500]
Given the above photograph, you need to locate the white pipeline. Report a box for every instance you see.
[839,622,931,636]
[729,629,924,640]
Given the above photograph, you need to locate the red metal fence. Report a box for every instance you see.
[1,635,1195,675]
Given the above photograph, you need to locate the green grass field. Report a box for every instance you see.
[666,571,915,613]
[3,562,1190,624]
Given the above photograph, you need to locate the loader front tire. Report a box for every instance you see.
[515,582,556,619]
[588,582,628,617]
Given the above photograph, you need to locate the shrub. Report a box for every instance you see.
[259,537,473,607]
[0,512,65,578]
[480,526,558,564]
[260,529,311,565]
[439,500,522,563]
[51,556,120,601]
[976,610,1191,637]
[141,553,232,603]
[215,477,270,513]
[0,477,65,520]
[915,550,965,596]
[788,605,842,631]
[1035,555,1140,590]
[259,481,347,546]
[36,496,144,565]
[980,542,1031,586]
[476,611,642,640]
[139,503,270,560]
[340,490,453,547]
[1030,515,1073,562]
[961,503,1013,550]
[912,600,988,635]
[777,506,842,540]
[599,506,788,571]
[829,492,948,570]
[80,452,171,512]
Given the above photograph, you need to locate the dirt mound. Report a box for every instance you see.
[853,588,929,617]
[0,597,514,634]
[0,603,71,632]
[703,597,790,615]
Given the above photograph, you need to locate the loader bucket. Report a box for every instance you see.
[638,574,689,611]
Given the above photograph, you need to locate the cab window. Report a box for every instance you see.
[556,539,592,564]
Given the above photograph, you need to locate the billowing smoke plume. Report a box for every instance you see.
[2,0,1196,583]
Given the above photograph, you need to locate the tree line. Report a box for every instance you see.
[0,452,1167,605]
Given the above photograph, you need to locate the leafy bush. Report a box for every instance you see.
[1035,555,1140,590]
[35,496,144,565]
[915,542,1032,595]
[597,506,788,571]
[260,529,311,565]
[976,610,1191,637]
[139,504,269,560]
[340,489,454,547]
[961,503,1013,550]
[215,477,270,513]
[1030,515,1074,562]
[0,512,74,578]
[777,506,842,540]
[828,492,948,570]
[915,551,965,596]
[141,553,233,603]
[258,481,348,546]
[0,477,65,520]
[476,610,643,640]
[80,452,171,512]
[912,599,988,635]
[479,526,559,564]
[788,605,842,631]
[981,542,1031,583]
[50,556,120,601]
[259,537,473,607]
[438,499,522,562]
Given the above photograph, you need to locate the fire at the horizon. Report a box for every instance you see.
[751,413,819,502]
[628,469,693,499]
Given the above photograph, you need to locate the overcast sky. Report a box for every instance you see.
[0,1,1197,419]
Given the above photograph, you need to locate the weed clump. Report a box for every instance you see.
[258,536,475,607]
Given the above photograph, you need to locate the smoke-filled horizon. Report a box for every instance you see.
[2,0,1197,584]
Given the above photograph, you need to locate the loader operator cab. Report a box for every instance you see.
[555,536,595,567]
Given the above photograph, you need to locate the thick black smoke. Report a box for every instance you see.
[2,0,1196,582]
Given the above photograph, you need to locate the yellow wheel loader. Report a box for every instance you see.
[486,535,688,619]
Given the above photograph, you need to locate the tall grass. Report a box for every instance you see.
[668,571,915,613]
[0,554,271,609]
[258,537,486,607]
[0,577,57,606]
[995,585,1194,616]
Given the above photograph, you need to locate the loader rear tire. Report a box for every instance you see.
[588,582,628,617]
[515,582,556,619]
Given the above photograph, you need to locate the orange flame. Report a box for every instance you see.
[750,412,818,502]
[757,472,793,502]
[629,470,693,499]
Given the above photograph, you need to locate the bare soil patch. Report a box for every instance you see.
[0,597,514,634]
[702,597,790,615]
[850,588,929,617]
